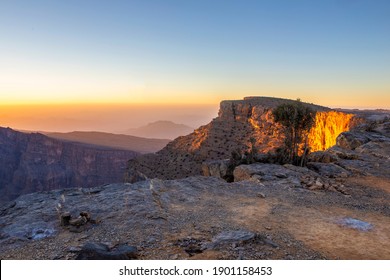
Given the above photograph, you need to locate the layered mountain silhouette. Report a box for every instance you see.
[124,120,194,140]
[46,131,170,154]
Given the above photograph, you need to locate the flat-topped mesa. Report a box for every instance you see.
[218,96,354,152]
[219,96,329,120]
[126,97,355,180]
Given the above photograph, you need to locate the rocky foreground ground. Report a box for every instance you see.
[0,109,390,259]
[0,120,389,260]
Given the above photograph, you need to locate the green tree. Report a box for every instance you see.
[272,100,316,166]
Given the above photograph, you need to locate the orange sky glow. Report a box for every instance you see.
[1,1,389,133]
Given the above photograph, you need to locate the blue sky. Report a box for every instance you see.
[0,0,389,107]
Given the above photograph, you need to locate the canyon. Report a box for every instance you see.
[0,127,138,203]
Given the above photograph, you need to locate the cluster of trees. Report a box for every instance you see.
[271,99,316,166]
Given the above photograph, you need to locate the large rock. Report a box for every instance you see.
[336,130,388,150]
[327,146,360,160]
[308,151,339,163]
[306,162,350,178]
[76,243,138,260]
[205,230,256,249]
[202,159,230,179]
[233,163,299,182]
[336,131,371,150]
[355,141,390,160]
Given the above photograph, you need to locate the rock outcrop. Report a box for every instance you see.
[0,127,138,202]
[126,97,354,181]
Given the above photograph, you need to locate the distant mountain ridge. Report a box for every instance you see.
[45,131,170,154]
[124,120,194,140]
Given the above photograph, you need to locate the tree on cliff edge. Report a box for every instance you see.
[272,100,316,166]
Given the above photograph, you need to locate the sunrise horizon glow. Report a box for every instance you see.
[1,0,389,132]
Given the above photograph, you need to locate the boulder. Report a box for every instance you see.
[307,162,350,178]
[233,163,298,182]
[206,230,256,249]
[336,131,371,150]
[201,159,230,179]
[76,242,138,260]
[308,151,338,163]
[125,169,148,183]
[327,146,360,160]
[355,141,390,159]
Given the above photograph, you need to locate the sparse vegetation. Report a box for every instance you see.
[272,100,316,166]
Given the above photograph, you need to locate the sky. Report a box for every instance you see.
[0,0,389,131]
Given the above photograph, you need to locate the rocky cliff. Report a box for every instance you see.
[0,127,138,202]
[126,97,354,180]
[1,120,389,260]
[0,102,389,260]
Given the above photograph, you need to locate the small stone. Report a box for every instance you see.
[315,180,324,188]
[67,246,82,253]
[60,212,71,226]
[80,211,91,221]
[264,238,278,248]
[69,216,88,227]
[257,192,266,198]
[308,184,321,190]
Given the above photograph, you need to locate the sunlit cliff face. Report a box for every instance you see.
[308,111,354,151]
[188,106,353,156]
[248,109,354,153]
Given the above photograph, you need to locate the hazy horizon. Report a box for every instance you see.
[2,99,390,134]
[1,1,389,133]
[0,103,220,133]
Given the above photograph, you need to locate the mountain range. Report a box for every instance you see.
[123,120,194,140]
[46,131,170,154]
